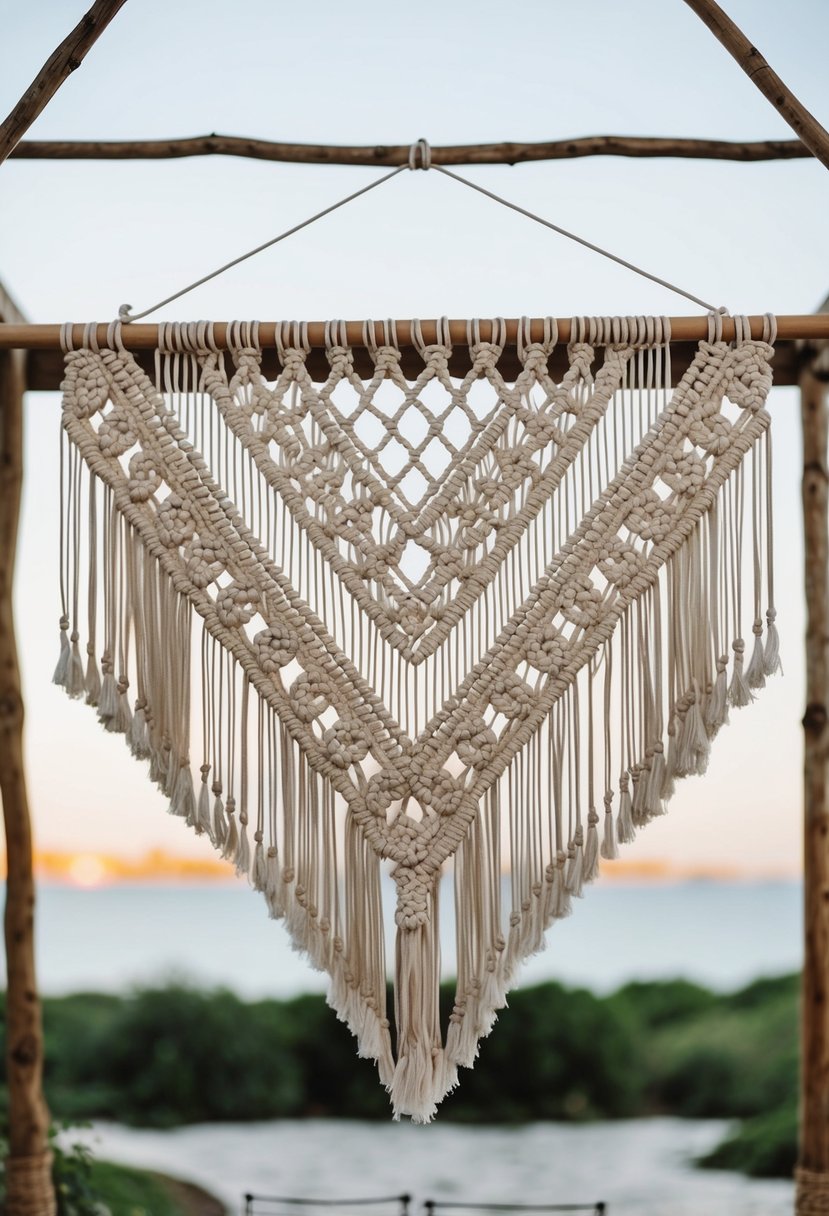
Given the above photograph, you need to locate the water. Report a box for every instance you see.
[29,879,801,999]
[73,1118,794,1216]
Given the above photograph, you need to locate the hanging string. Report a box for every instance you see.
[430,164,718,312]
[118,166,408,322]
[116,140,718,323]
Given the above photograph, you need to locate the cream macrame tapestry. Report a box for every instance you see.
[55,313,779,1121]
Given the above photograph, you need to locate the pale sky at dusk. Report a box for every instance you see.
[1,0,827,877]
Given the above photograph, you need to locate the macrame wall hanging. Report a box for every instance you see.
[54,309,779,1120]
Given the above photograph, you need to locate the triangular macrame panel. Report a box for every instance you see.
[55,318,779,1121]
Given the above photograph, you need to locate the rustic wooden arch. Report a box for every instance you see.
[1,2,828,1213]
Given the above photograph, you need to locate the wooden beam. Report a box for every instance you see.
[7,133,810,167]
[798,352,829,1213]
[683,0,829,173]
[0,0,128,166]
[0,290,56,1212]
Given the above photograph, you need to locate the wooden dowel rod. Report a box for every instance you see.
[8,133,810,166]
[683,0,829,173]
[0,315,826,352]
[0,0,128,167]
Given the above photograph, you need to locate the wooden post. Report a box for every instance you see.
[798,353,829,1213]
[0,328,55,1209]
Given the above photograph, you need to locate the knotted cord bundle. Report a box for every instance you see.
[55,312,779,1120]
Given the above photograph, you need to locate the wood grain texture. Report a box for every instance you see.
[684,0,829,172]
[0,328,55,1210]
[8,133,810,166]
[0,0,128,165]
[797,361,829,1210]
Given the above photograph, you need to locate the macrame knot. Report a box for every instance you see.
[289,669,331,723]
[97,408,137,457]
[216,579,260,628]
[489,671,534,720]
[732,639,745,655]
[455,714,497,769]
[322,717,371,768]
[67,357,110,417]
[365,767,409,821]
[156,493,196,548]
[185,534,226,588]
[127,451,161,502]
[559,572,602,627]
[254,624,298,673]
[393,866,430,929]
[525,622,567,674]
[417,769,464,818]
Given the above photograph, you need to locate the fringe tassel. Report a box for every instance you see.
[222,803,239,862]
[616,777,635,844]
[705,658,729,737]
[113,683,133,735]
[746,625,767,690]
[84,645,101,706]
[212,786,227,849]
[128,701,150,759]
[235,815,251,876]
[66,636,85,699]
[252,837,268,891]
[565,832,584,898]
[97,671,118,724]
[600,796,619,861]
[264,848,284,917]
[675,691,710,778]
[197,767,213,837]
[764,609,781,676]
[583,811,600,883]
[52,617,70,688]
[170,764,197,826]
[552,854,572,919]
[729,640,753,708]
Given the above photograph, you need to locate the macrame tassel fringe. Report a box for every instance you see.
[582,812,600,883]
[212,787,227,849]
[84,646,101,706]
[66,636,86,699]
[52,617,70,689]
[764,610,781,676]
[729,641,753,708]
[53,315,783,1126]
[600,798,619,861]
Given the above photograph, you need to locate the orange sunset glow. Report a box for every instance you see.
[8,848,237,887]
[0,850,801,888]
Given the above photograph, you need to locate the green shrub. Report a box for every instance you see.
[698,1105,798,1178]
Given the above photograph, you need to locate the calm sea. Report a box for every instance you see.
[23,877,801,998]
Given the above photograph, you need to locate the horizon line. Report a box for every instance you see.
[0,848,804,889]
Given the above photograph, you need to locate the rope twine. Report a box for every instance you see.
[797,1168,829,1215]
[118,137,720,322]
[4,1151,57,1216]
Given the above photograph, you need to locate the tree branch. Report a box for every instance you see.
[683,0,829,172]
[8,132,810,167]
[0,0,129,166]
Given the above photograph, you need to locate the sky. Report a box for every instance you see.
[0,0,827,878]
